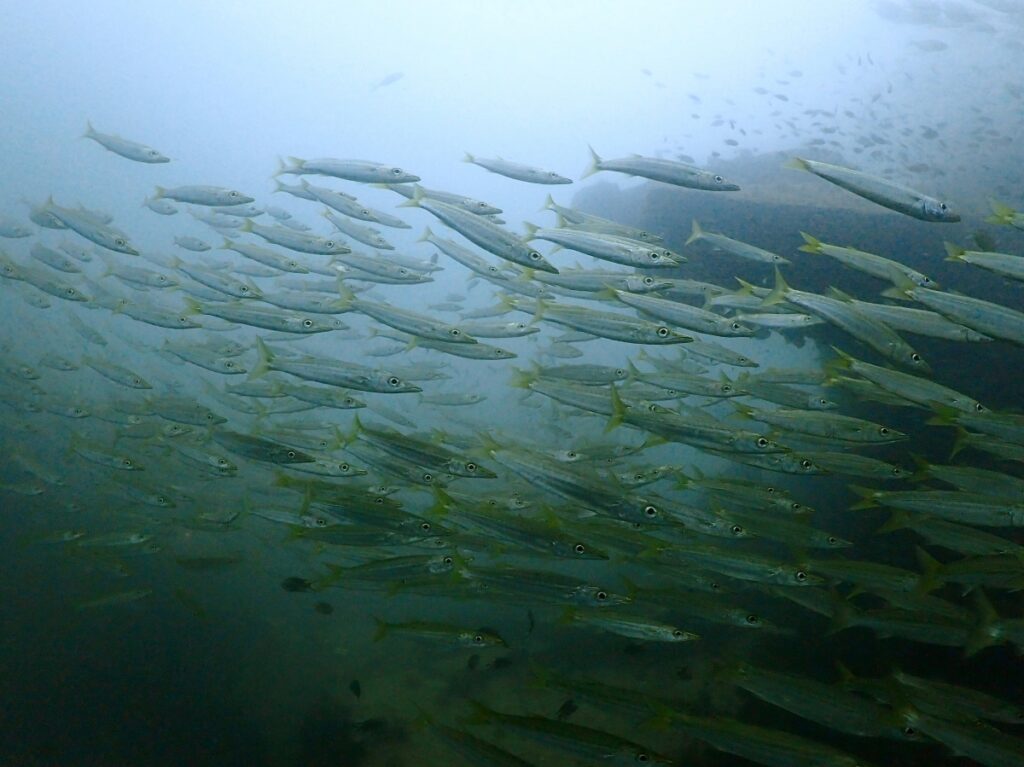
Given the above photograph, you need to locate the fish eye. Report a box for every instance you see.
[156,496,166,504]
[879,427,889,435]
[286,450,296,459]
[596,590,608,600]
[132,377,142,386]
[657,327,669,337]
[671,629,684,638]
[303,319,313,328]
[766,487,776,494]
[974,403,985,412]
[420,522,431,531]
[903,726,917,737]
[731,322,741,330]
[643,277,654,285]
[325,240,336,248]
[229,191,239,198]
[466,462,477,472]
[730,524,744,535]
[644,505,658,517]
[217,458,229,467]
[391,168,403,176]
[338,463,350,472]
[225,361,235,368]
[827,536,839,545]
[746,614,760,624]
[722,384,733,393]
[315,517,327,527]
[528,251,542,261]
[422,473,433,482]
[791,502,801,511]
[473,634,483,643]
[443,556,453,565]
[756,437,769,448]
[373,497,383,504]
[911,353,921,362]
[574,543,586,554]
[387,376,400,386]
[122,458,133,468]
[800,459,813,469]
[637,753,650,763]
[115,238,126,247]
[795,570,808,582]
[939,203,947,211]
[714,175,723,183]
[566,451,578,459]
[240,285,249,293]
[67,287,77,295]
[450,329,461,336]
[615,369,625,377]
[818,398,828,405]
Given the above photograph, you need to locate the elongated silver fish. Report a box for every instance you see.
[464,152,572,184]
[276,156,420,183]
[787,156,959,222]
[83,121,169,163]
[585,146,739,190]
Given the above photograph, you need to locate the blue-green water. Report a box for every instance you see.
[2,3,1023,765]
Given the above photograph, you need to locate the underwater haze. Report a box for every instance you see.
[2,1,1024,765]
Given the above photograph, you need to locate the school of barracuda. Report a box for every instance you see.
[2,116,1023,767]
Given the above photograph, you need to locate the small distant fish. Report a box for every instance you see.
[0,214,33,238]
[83,356,152,389]
[373,618,507,648]
[464,153,572,185]
[77,588,153,610]
[144,196,178,215]
[986,199,1024,230]
[210,429,316,464]
[174,235,210,252]
[556,699,578,720]
[174,555,243,571]
[83,121,169,163]
[281,576,314,592]
[911,39,948,52]
[370,71,404,91]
